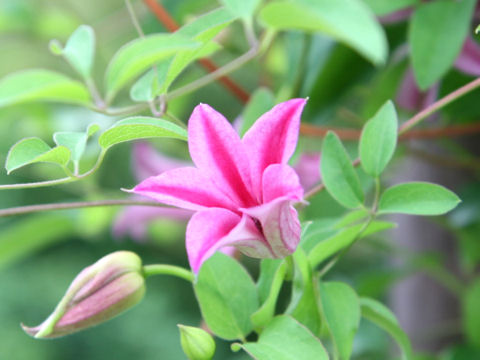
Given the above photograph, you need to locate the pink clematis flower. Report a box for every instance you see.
[132,99,307,272]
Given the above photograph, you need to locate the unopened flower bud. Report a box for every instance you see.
[22,251,145,338]
[178,324,216,360]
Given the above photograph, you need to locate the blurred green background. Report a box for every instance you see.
[1,0,480,359]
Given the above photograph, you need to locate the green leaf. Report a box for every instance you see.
[359,100,398,177]
[87,123,100,137]
[334,208,370,228]
[409,0,476,90]
[300,218,338,252]
[220,0,260,19]
[58,25,95,78]
[129,68,158,103]
[363,0,418,15]
[105,33,199,99]
[319,282,360,360]
[53,132,87,162]
[251,260,286,329]
[321,131,364,208]
[240,316,328,360]
[160,8,235,94]
[240,87,276,137]
[0,214,75,270]
[308,221,395,268]
[378,182,461,215]
[0,69,90,107]
[5,138,71,174]
[286,248,322,334]
[360,297,412,360]
[194,253,258,340]
[463,279,480,347]
[259,0,387,65]
[98,117,187,150]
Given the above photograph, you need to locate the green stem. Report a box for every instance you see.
[85,77,105,109]
[0,150,106,191]
[0,199,165,217]
[142,264,194,282]
[125,0,145,37]
[0,177,76,190]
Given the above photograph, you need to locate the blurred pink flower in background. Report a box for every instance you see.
[133,99,307,272]
[381,6,480,112]
[112,143,192,241]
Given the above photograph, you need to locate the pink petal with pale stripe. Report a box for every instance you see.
[188,104,255,207]
[132,167,237,212]
[186,208,241,273]
[186,208,273,272]
[241,197,301,258]
[262,164,304,204]
[242,99,306,199]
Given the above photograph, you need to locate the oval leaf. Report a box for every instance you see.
[259,0,387,65]
[308,221,395,268]
[6,138,70,174]
[220,0,260,19]
[359,100,398,177]
[105,33,199,99]
[321,131,364,208]
[194,253,258,340]
[251,260,286,329]
[409,0,476,90]
[360,297,412,360]
[98,117,187,149]
[240,316,328,360]
[0,69,90,107]
[53,132,88,162]
[319,282,361,360]
[61,24,95,78]
[378,182,461,215]
[286,248,322,335]
[462,279,480,347]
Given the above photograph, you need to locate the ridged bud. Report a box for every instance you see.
[22,251,145,338]
[178,324,216,360]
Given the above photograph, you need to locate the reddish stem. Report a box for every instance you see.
[300,122,480,140]
[142,0,250,103]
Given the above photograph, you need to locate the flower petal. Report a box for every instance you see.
[186,209,272,272]
[241,198,301,258]
[113,201,191,241]
[454,36,480,77]
[188,104,255,207]
[262,164,304,204]
[132,142,190,181]
[132,167,237,212]
[242,99,306,198]
[293,153,321,191]
[396,68,439,112]
[186,208,241,273]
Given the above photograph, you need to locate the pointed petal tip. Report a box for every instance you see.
[21,322,41,338]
